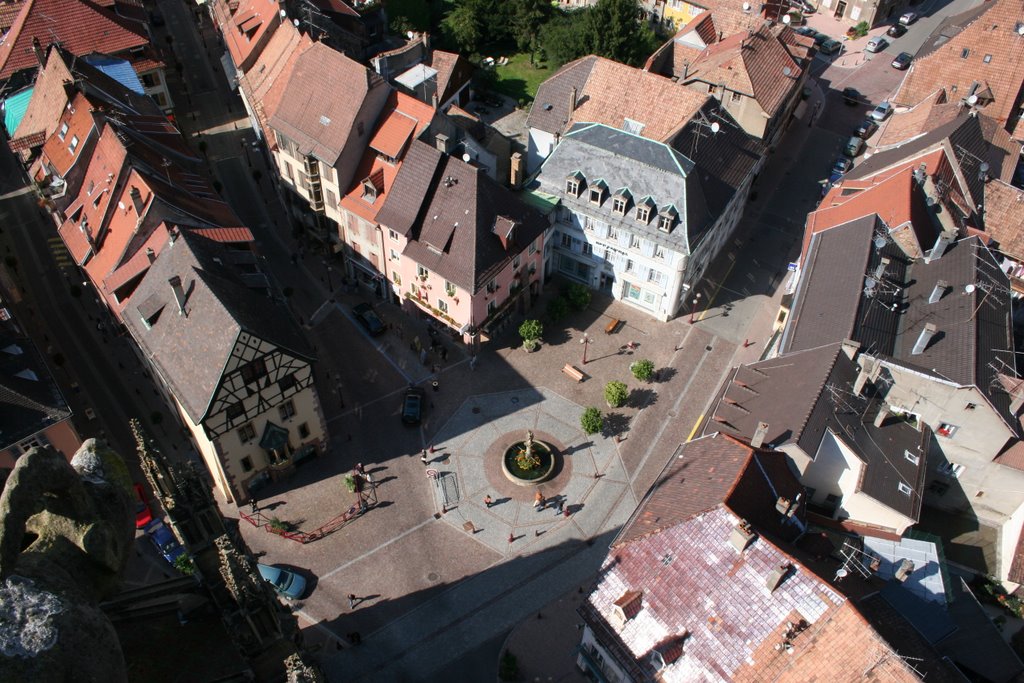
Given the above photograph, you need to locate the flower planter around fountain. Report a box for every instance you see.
[501,430,556,486]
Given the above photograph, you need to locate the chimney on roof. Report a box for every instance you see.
[31,37,44,67]
[146,247,156,264]
[911,323,938,355]
[569,86,578,113]
[928,279,949,304]
[435,133,450,155]
[750,421,769,449]
[422,32,430,51]
[925,231,954,264]
[894,558,914,582]
[169,276,187,316]
[840,338,860,361]
[873,404,890,428]
[168,227,178,246]
[510,152,524,189]
[129,186,145,215]
[729,519,757,553]
[765,563,791,592]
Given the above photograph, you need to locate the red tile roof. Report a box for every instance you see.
[873,90,959,149]
[39,92,96,177]
[0,0,23,32]
[891,0,1024,136]
[12,46,74,141]
[211,0,280,72]
[190,227,255,243]
[426,49,472,106]
[0,0,148,79]
[236,19,312,141]
[369,110,418,159]
[977,180,1024,259]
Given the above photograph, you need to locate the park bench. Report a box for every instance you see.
[562,364,585,382]
[605,318,621,334]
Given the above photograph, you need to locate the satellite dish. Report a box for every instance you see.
[462,153,472,163]
[967,94,979,105]
[873,236,887,249]
[1017,22,1024,35]
[293,18,300,26]
[710,122,720,133]
[782,66,792,77]
[836,568,849,578]
[742,1,751,11]
[980,161,990,173]
[925,195,937,206]
[782,14,791,24]
[965,284,977,294]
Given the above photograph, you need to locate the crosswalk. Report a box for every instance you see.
[46,236,72,270]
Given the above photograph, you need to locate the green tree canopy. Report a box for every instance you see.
[538,0,658,68]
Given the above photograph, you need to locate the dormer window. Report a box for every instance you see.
[636,205,651,222]
[68,135,79,155]
[362,178,377,202]
[658,206,678,233]
[58,123,68,141]
[612,188,630,215]
[565,170,584,197]
[589,179,607,205]
[610,590,643,630]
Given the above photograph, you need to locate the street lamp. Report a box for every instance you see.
[580,332,593,365]
[323,261,334,293]
[689,293,702,324]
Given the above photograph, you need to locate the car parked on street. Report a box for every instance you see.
[833,157,854,175]
[352,303,385,336]
[844,136,865,157]
[402,386,425,425]
[891,51,913,69]
[886,23,907,38]
[865,36,889,53]
[144,519,185,566]
[257,564,307,600]
[813,32,830,46]
[795,26,817,37]
[899,11,918,25]
[819,38,842,55]
[133,483,154,529]
[870,101,894,121]
[855,119,878,138]
[842,87,861,105]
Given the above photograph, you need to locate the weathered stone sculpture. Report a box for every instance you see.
[0,440,134,682]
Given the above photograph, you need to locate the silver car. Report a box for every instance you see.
[865,36,889,53]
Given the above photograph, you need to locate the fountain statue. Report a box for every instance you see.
[502,429,556,486]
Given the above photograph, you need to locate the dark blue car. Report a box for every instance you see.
[145,519,186,566]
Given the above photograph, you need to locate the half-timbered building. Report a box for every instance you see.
[122,229,326,504]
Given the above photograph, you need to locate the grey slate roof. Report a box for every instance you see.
[376,140,549,293]
[122,230,313,424]
[705,342,929,520]
[0,327,72,451]
[786,218,1017,431]
[525,55,598,135]
[535,123,711,252]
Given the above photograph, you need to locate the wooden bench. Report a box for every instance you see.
[562,363,585,382]
[605,318,621,334]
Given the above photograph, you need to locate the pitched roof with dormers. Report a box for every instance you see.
[375,140,548,293]
[120,230,311,424]
[268,42,390,166]
[528,56,708,142]
[873,91,960,149]
[0,325,72,452]
[583,433,947,683]
[339,91,434,224]
[891,0,1024,136]
[236,20,313,144]
[0,0,148,79]
[210,0,280,73]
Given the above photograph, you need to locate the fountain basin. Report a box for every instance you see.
[501,440,556,486]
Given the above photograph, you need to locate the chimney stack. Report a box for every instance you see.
[928,280,948,304]
[910,323,937,355]
[31,37,45,67]
[873,404,890,428]
[569,86,578,114]
[751,421,769,449]
[435,133,450,155]
[146,247,156,263]
[129,186,145,215]
[510,152,524,189]
[925,232,953,263]
[168,276,187,316]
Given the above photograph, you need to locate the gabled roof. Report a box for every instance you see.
[426,49,472,106]
[891,0,1024,134]
[976,179,1024,260]
[0,0,148,79]
[236,19,312,142]
[376,140,548,293]
[211,0,280,73]
[268,42,389,166]
[584,433,935,682]
[0,327,72,451]
[873,91,960,149]
[528,55,708,142]
[120,230,311,424]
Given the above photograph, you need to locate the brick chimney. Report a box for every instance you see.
[31,37,45,66]
[129,186,145,215]
[435,133,450,155]
[168,276,187,316]
[510,152,524,189]
[750,421,769,448]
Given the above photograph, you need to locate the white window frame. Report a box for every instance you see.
[936,423,959,438]
[904,450,920,466]
[58,122,68,141]
[438,299,448,313]
[898,482,913,496]
[939,462,965,478]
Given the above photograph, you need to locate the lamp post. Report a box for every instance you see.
[689,293,702,324]
[580,332,593,365]
[324,261,334,293]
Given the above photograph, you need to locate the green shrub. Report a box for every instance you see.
[343,474,358,492]
[581,407,603,435]
[498,650,519,681]
[566,282,592,311]
[630,359,655,381]
[174,554,195,576]
[519,319,543,342]
[854,21,869,37]
[546,296,569,322]
[604,381,628,408]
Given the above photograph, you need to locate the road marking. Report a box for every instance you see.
[321,516,436,581]
[698,258,736,322]
[686,414,704,442]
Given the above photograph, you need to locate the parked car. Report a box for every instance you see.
[844,136,865,157]
[870,101,894,121]
[891,51,913,69]
[899,11,918,25]
[795,0,816,13]
[886,23,908,38]
[257,564,307,600]
[819,38,842,55]
[133,483,154,529]
[795,26,818,37]
[813,32,830,46]
[855,119,878,138]
[145,519,185,566]
[401,386,425,425]
[352,303,385,336]
[832,157,854,174]
[842,87,861,105]
[865,36,889,53]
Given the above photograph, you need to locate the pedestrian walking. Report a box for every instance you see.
[250,498,259,514]
[440,347,448,361]
[555,500,564,516]
[484,495,493,508]
[534,491,544,510]
[563,505,571,518]
[420,450,429,465]
[469,355,477,371]
[355,462,365,474]
[348,594,357,609]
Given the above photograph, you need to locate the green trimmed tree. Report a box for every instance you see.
[519,319,543,351]
[581,407,603,435]
[604,380,628,408]
[566,282,591,311]
[630,359,655,382]
[546,296,570,322]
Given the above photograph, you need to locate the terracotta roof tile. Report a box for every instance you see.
[191,227,255,243]
[211,0,280,72]
[873,91,959,148]
[978,180,1024,259]
[369,110,417,159]
[891,0,1024,135]
[426,50,472,106]
[0,0,148,79]
[236,20,312,141]
[0,0,23,32]
[11,44,72,141]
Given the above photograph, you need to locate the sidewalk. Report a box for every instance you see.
[802,8,894,69]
